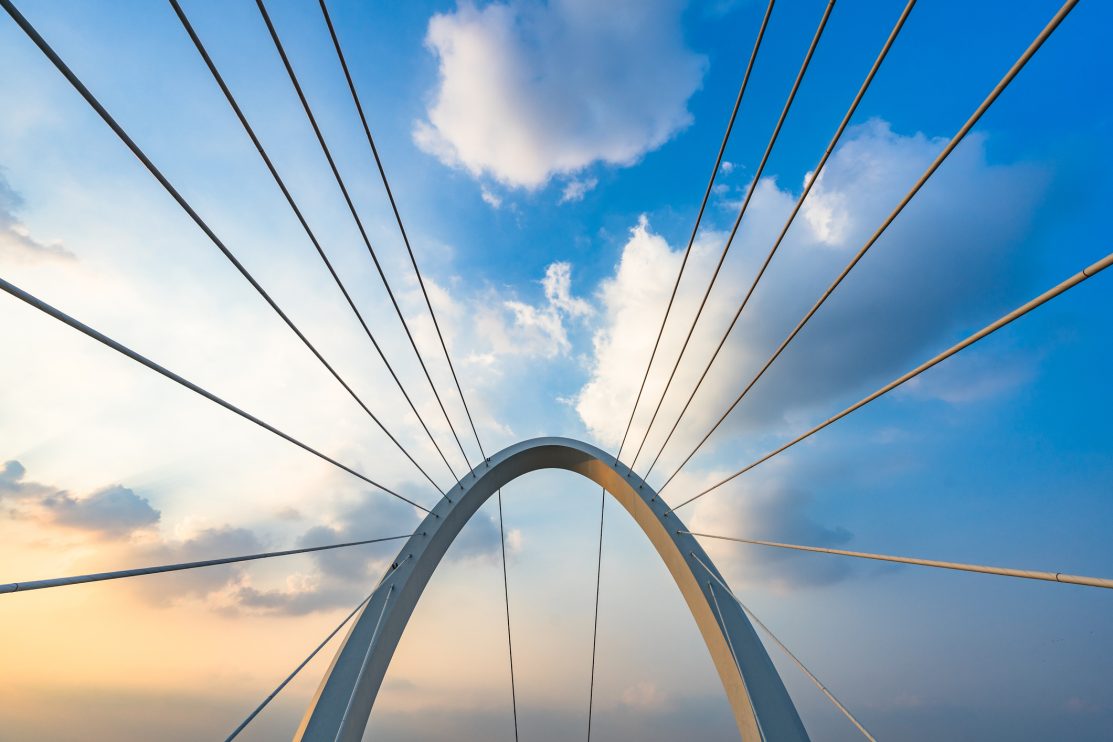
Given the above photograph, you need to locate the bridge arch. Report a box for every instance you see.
[295,437,808,741]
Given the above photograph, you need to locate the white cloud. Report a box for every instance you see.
[414,0,705,189]
[503,297,573,354]
[559,176,598,203]
[461,260,593,359]
[575,120,1046,472]
[480,186,503,208]
[575,214,697,443]
[541,261,592,318]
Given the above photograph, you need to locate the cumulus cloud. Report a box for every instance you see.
[0,169,73,262]
[574,214,720,440]
[576,120,1046,467]
[1,459,158,536]
[42,485,160,536]
[570,120,1048,586]
[414,0,705,189]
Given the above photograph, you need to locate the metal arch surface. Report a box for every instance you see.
[294,437,809,742]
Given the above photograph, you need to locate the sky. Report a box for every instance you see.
[1,0,1111,740]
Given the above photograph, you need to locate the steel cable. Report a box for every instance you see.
[169,0,463,493]
[640,0,917,481]
[657,0,1080,496]
[0,0,443,501]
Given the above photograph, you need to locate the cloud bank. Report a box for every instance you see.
[577,120,1045,458]
[2,459,515,614]
[572,120,1045,587]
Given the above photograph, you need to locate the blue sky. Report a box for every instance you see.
[1,0,1111,740]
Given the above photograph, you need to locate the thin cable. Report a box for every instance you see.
[629,0,837,471]
[255,0,475,476]
[168,0,461,493]
[670,248,1113,511]
[496,490,520,741]
[585,489,605,741]
[227,554,411,742]
[225,589,375,741]
[336,584,395,740]
[692,553,875,742]
[706,577,765,742]
[614,0,776,464]
[657,0,1080,496]
[641,0,917,480]
[0,0,444,501]
[0,533,411,594]
[0,276,432,513]
[319,0,486,463]
[584,7,777,732]
[682,532,1113,590]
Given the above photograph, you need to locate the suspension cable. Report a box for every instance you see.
[683,532,1113,590]
[586,4,776,731]
[337,584,396,735]
[706,577,765,742]
[692,552,875,741]
[254,0,475,476]
[168,0,463,492]
[641,0,917,481]
[0,533,412,594]
[585,490,606,741]
[657,0,1080,495]
[629,0,837,472]
[613,0,776,464]
[0,0,445,500]
[318,0,486,463]
[226,554,411,741]
[225,590,375,741]
[669,248,1112,512]
[0,276,432,513]
[496,490,520,741]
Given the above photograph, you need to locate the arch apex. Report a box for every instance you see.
[296,437,808,742]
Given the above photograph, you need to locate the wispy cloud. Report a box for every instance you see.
[559,176,598,203]
[0,168,73,262]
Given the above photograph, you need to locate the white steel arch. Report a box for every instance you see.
[295,437,808,741]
